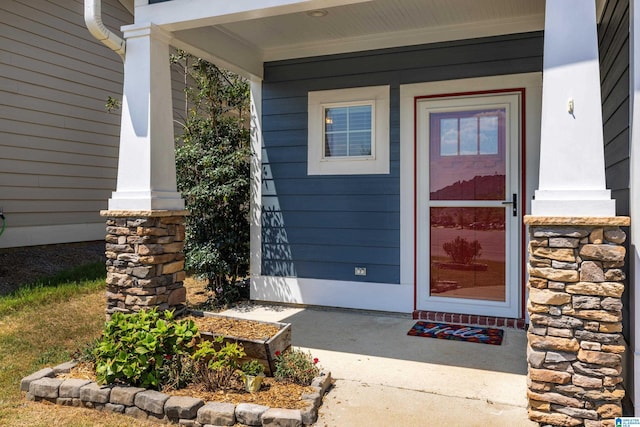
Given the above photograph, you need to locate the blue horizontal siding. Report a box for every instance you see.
[598,0,630,346]
[261,130,307,147]
[277,227,399,247]
[264,195,399,212]
[262,32,543,284]
[598,0,629,218]
[265,177,400,195]
[262,210,400,230]
[264,244,398,265]
[262,261,399,283]
[265,34,543,83]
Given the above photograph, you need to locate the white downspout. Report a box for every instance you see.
[84,0,126,60]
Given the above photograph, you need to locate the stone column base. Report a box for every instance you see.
[524,216,630,427]
[100,210,189,317]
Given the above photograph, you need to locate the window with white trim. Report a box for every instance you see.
[308,86,389,175]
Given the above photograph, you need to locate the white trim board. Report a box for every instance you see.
[399,73,543,312]
[251,276,414,313]
[307,85,390,175]
[0,223,105,249]
[415,93,522,318]
[249,78,263,278]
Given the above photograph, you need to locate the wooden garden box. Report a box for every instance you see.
[190,310,292,376]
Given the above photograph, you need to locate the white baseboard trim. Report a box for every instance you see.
[250,276,414,313]
[0,223,105,249]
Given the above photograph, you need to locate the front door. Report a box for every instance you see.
[416,91,522,318]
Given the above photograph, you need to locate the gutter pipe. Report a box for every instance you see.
[84,0,126,61]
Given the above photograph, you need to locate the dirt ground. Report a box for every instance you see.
[0,240,106,295]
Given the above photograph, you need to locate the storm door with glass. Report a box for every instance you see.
[416,92,522,318]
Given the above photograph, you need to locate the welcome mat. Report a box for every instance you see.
[407,321,504,346]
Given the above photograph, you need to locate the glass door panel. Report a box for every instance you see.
[429,108,507,302]
[429,108,506,201]
[416,92,521,318]
[430,207,505,301]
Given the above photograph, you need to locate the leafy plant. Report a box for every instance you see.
[274,348,320,386]
[93,309,199,389]
[240,359,265,393]
[173,52,251,307]
[442,236,482,264]
[241,359,265,377]
[192,336,246,390]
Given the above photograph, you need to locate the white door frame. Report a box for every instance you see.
[399,73,543,318]
[416,93,521,318]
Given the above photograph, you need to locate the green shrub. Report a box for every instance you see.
[241,359,265,377]
[173,53,251,307]
[192,336,246,390]
[274,348,320,386]
[93,309,199,389]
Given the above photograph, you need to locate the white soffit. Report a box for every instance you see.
[168,0,607,67]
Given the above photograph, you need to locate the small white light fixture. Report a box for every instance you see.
[568,98,575,115]
[307,9,328,18]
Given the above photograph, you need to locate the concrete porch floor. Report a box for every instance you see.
[220,304,537,427]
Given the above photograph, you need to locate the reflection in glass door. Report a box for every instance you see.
[430,207,506,301]
[416,93,521,317]
[429,107,506,302]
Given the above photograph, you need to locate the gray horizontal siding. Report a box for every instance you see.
[0,0,131,247]
[598,0,631,360]
[599,0,630,217]
[261,32,544,283]
[0,0,187,248]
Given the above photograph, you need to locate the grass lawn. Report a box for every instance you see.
[0,263,158,427]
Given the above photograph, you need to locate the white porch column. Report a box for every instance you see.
[531,0,615,216]
[108,24,184,211]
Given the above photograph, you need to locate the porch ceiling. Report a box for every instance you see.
[162,0,606,77]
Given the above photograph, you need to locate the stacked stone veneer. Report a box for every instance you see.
[524,216,630,427]
[101,210,189,317]
[21,363,331,426]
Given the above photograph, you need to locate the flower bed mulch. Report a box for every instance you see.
[187,316,281,341]
[168,378,315,410]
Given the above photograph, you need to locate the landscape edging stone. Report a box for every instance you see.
[22,363,331,426]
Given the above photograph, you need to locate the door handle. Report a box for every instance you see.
[501,194,517,217]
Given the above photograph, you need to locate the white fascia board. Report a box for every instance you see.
[136,0,373,32]
[264,13,544,62]
[172,27,264,79]
[0,223,105,249]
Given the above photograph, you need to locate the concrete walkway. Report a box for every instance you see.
[220,304,537,427]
